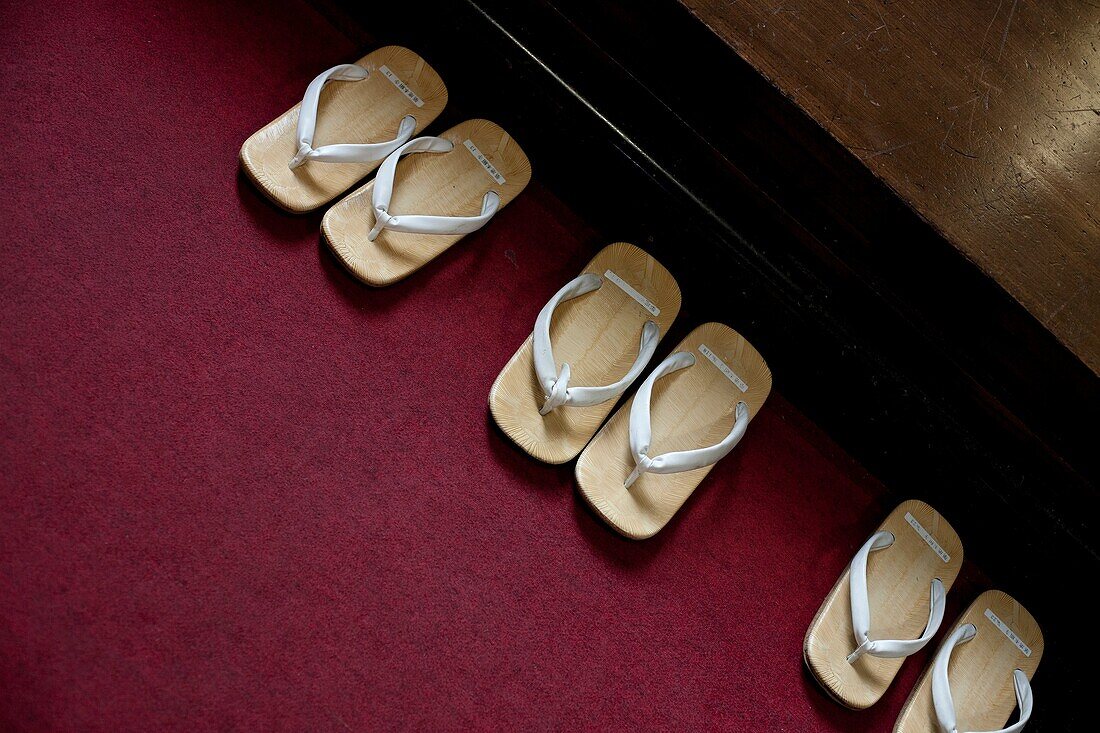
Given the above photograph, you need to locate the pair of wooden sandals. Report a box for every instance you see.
[240,47,531,286]
[490,243,772,539]
[805,500,1043,732]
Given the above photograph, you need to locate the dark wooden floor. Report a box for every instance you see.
[684,0,1100,373]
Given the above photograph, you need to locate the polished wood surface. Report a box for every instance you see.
[682,0,1100,372]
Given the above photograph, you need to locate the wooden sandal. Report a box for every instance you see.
[574,322,771,539]
[322,119,531,286]
[489,243,680,464]
[240,46,447,213]
[803,500,964,709]
[894,590,1042,733]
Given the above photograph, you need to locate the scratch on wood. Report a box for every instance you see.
[979,0,1004,56]
[945,143,979,159]
[965,85,983,142]
[997,0,1020,61]
[940,118,957,149]
[862,139,918,160]
[876,9,892,39]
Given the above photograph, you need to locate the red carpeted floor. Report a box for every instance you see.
[0,1,987,730]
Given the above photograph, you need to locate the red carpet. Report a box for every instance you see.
[0,1,986,730]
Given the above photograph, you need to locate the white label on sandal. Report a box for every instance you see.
[985,608,1032,657]
[379,65,424,107]
[904,512,950,563]
[698,344,749,393]
[463,140,506,185]
[604,270,660,317]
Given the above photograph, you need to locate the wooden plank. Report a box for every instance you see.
[681,0,1100,373]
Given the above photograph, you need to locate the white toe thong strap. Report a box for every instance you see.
[624,351,750,488]
[932,624,1033,733]
[367,136,501,241]
[533,273,659,416]
[289,64,417,169]
[846,530,946,663]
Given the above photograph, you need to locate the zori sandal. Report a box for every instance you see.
[894,590,1043,733]
[322,119,531,286]
[240,46,447,212]
[489,243,680,464]
[574,322,771,539]
[804,500,964,709]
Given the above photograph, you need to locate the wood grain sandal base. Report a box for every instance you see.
[240,46,447,213]
[489,243,681,464]
[321,119,531,286]
[575,322,772,539]
[803,500,964,709]
[894,590,1043,733]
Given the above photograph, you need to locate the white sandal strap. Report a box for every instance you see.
[624,352,750,488]
[289,64,417,169]
[533,273,659,416]
[846,530,946,663]
[367,136,501,241]
[932,624,1033,733]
